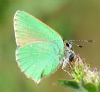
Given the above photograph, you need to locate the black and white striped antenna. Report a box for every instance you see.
[64,40,95,48]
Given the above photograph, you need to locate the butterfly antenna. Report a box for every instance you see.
[72,42,83,48]
[69,40,95,48]
[64,40,83,48]
[69,40,95,43]
[64,40,95,48]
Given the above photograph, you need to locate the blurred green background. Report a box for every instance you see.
[0,0,100,92]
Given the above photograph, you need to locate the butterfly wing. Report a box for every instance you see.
[14,10,64,51]
[14,10,64,83]
[16,41,60,83]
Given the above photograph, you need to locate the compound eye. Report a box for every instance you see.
[66,43,69,47]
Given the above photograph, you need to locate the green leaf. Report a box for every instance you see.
[58,80,80,89]
[83,83,97,92]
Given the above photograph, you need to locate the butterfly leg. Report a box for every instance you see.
[62,58,69,72]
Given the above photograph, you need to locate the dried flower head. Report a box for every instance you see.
[67,55,100,86]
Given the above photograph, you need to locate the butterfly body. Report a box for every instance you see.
[14,10,75,84]
[62,41,76,70]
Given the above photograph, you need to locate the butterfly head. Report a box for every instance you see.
[65,41,73,49]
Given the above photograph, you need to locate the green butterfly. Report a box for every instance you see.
[14,10,75,84]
